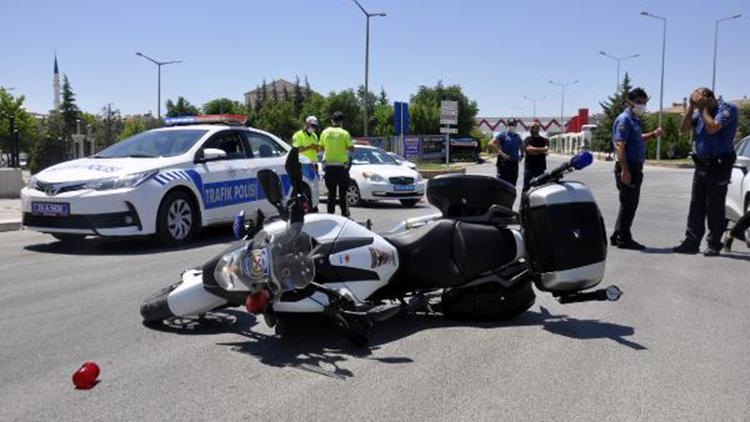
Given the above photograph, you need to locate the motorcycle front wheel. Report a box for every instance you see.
[140,282,180,324]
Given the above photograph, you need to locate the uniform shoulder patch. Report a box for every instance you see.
[723,110,730,117]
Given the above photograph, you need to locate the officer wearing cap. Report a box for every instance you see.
[320,111,354,217]
[673,88,738,256]
[292,116,320,163]
[488,119,523,187]
[610,87,662,250]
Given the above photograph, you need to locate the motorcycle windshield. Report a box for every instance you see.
[267,224,316,293]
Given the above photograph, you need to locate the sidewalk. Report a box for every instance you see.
[0,198,22,233]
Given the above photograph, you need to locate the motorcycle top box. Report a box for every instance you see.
[427,174,516,217]
[521,181,607,293]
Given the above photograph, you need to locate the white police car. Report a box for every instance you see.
[21,115,319,245]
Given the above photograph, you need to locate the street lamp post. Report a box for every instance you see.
[548,80,578,144]
[599,51,640,90]
[640,11,666,160]
[523,96,546,120]
[351,0,385,137]
[135,52,182,121]
[712,14,742,92]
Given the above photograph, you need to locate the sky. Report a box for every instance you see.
[1,0,749,119]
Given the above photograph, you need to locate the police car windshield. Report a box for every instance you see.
[94,129,208,159]
[352,148,399,165]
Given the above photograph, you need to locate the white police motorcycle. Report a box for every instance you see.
[141,148,622,345]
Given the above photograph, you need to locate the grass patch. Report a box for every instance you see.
[417,162,467,171]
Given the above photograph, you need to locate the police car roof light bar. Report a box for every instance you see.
[164,114,248,126]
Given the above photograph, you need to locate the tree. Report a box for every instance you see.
[250,100,298,141]
[0,88,37,162]
[592,73,632,153]
[293,76,304,116]
[59,75,81,145]
[271,81,279,103]
[92,104,123,150]
[165,97,199,117]
[260,79,268,104]
[738,103,750,140]
[408,81,478,136]
[326,89,364,136]
[202,98,245,115]
[29,113,67,174]
[304,76,311,99]
[120,114,160,139]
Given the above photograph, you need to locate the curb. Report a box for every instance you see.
[0,221,21,233]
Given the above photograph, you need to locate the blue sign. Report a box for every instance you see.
[403,137,421,158]
[394,101,409,135]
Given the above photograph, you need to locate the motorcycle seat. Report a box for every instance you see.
[385,219,517,288]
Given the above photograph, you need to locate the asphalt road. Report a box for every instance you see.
[1,156,749,422]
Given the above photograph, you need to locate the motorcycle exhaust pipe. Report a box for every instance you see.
[555,285,622,304]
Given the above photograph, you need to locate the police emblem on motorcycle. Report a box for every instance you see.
[249,249,269,278]
[369,247,396,268]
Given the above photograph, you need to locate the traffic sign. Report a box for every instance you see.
[394,101,410,135]
[439,127,458,134]
[440,100,458,125]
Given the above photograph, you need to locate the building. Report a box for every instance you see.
[476,109,590,137]
[244,79,305,107]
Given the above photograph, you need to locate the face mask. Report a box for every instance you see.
[307,127,316,134]
[633,104,647,115]
[508,127,517,134]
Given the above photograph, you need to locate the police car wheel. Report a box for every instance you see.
[157,191,196,246]
[346,182,361,207]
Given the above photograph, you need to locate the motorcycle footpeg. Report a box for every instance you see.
[556,285,623,304]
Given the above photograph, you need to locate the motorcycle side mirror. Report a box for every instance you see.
[232,211,246,240]
[258,169,284,213]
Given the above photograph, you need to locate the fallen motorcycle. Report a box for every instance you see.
[141,148,621,345]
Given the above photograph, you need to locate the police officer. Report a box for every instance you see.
[610,87,662,250]
[488,119,523,187]
[522,122,549,191]
[673,88,738,256]
[320,111,354,217]
[292,116,320,164]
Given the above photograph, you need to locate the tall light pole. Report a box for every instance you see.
[351,0,385,137]
[523,95,546,120]
[599,51,639,90]
[135,52,182,121]
[548,80,578,137]
[641,11,666,160]
[712,13,742,92]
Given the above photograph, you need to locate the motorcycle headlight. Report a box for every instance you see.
[214,244,269,293]
[416,173,424,182]
[83,169,158,191]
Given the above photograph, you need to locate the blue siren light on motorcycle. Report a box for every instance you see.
[232,211,245,240]
[572,151,593,170]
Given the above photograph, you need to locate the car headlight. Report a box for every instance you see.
[27,176,38,189]
[83,169,158,191]
[363,172,385,182]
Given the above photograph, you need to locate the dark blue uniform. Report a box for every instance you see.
[683,100,738,251]
[495,131,523,186]
[611,109,645,244]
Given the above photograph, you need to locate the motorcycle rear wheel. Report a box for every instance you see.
[140,283,180,324]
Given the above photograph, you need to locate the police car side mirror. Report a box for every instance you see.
[197,148,227,163]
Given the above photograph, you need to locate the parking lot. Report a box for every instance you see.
[1,155,749,422]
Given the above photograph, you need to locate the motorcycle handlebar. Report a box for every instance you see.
[528,151,593,188]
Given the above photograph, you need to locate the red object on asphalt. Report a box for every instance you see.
[245,290,269,314]
[72,362,100,389]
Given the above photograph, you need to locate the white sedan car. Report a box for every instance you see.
[320,145,425,207]
[21,115,319,245]
[727,135,750,242]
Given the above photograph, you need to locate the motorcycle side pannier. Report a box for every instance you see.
[427,174,516,218]
[521,181,606,293]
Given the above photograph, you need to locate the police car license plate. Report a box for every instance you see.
[32,201,70,216]
[394,184,415,192]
